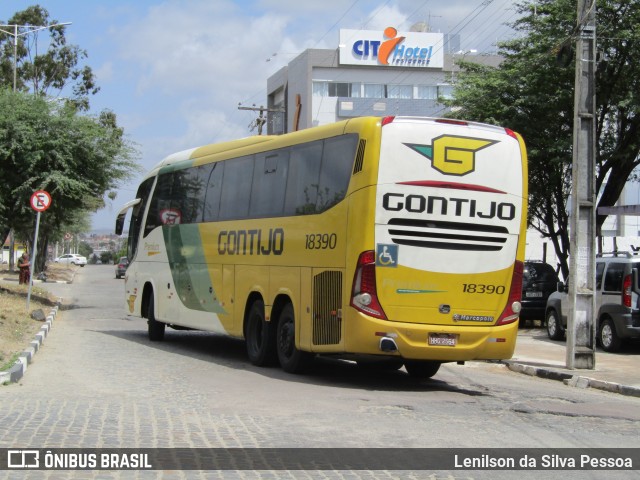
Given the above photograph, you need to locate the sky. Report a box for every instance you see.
[0,0,521,232]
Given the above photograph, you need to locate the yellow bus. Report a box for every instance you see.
[116,116,528,378]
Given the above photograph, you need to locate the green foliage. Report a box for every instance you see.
[447,0,640,278]
[100,251,113,265]
[115,247,127,260]
[0,89,140,271]
[78,241,93,259]
[0,5,141,272]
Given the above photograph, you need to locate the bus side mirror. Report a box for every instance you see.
[115,198,141,237]
[557,281,567,293]
[115,213,125,236]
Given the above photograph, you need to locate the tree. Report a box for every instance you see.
[447,0,640,280]
[0,5,98,110]
[78,241,93,259]
[0,6,139,272]
[0,89,140,272]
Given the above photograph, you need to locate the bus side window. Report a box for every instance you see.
[172,164,212,224]
[128,177,154,259]
[316,134,358,212]
[144,173,172,237]
[284,141,323,215]
[219,155,254,220]
[203,162,224,222]
[250,150,290,218]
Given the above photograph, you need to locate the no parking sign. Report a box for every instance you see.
[27,190,52,310]
[30,190,51,212]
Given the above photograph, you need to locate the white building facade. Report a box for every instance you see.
[266,27,500,134]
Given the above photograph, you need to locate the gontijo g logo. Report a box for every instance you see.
[404,136,498,176]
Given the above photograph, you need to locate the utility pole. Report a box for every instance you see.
[237,104,284,135]
[567,0,596,369]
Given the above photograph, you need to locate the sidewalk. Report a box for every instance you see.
[506,327,640,397]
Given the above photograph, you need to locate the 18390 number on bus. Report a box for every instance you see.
[462,283,506,294]
[305,233,337,250]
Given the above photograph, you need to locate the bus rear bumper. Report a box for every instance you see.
[343,312,518,362]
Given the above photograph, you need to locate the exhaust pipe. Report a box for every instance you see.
[379,337,398,352]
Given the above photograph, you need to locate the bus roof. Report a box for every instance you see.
[145,116,518,178]
[147,135,278,176]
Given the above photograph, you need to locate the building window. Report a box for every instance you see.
[387,84,412,99]
[363,83,385,98]
[416,85,438,100]
[313,81,452,101]
[329,82,350,97]
[313,81,329,96]
[438,84,454,100]
[312,81,361,98]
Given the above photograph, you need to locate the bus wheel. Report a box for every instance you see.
[147,293,165,341]
[404,360,441,379]
[245,299,276,366]
[276,303,312,374]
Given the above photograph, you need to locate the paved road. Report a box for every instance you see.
[1,265,639,479]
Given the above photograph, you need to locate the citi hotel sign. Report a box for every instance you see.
[339,27,444,68]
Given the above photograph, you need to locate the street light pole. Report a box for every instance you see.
[0,21,72,94]
[0,21,70,272]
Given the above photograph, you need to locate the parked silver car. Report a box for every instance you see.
[545,252,640,352]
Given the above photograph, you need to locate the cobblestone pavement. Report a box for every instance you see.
[1,266,639,480]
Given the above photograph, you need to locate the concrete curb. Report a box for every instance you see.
[2,278,72,284]
[0,301,61,385]
[505,362,640,398]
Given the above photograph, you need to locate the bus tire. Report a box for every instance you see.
[147,293,165,341]
[276,303,312,374]
[245,299,277,366]
[404,360,441,379]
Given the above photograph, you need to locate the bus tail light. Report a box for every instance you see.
[435,118,468,126]
[504,128,518,139]
[351,250,387,320]
[381,116,395,126]
[497,260,523,325]
[623,274,632,308]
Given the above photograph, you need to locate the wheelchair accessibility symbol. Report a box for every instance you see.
[376,244,398,267]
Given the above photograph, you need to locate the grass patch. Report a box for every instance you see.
[0,265,70,373]
[0,352,21,372]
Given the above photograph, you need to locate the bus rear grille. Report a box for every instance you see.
[312,271,342,345]
[352,140,366,174]
[387,218,508,252]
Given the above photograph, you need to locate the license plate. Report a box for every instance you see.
[526,291,543,297]
[428,333,457,347]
